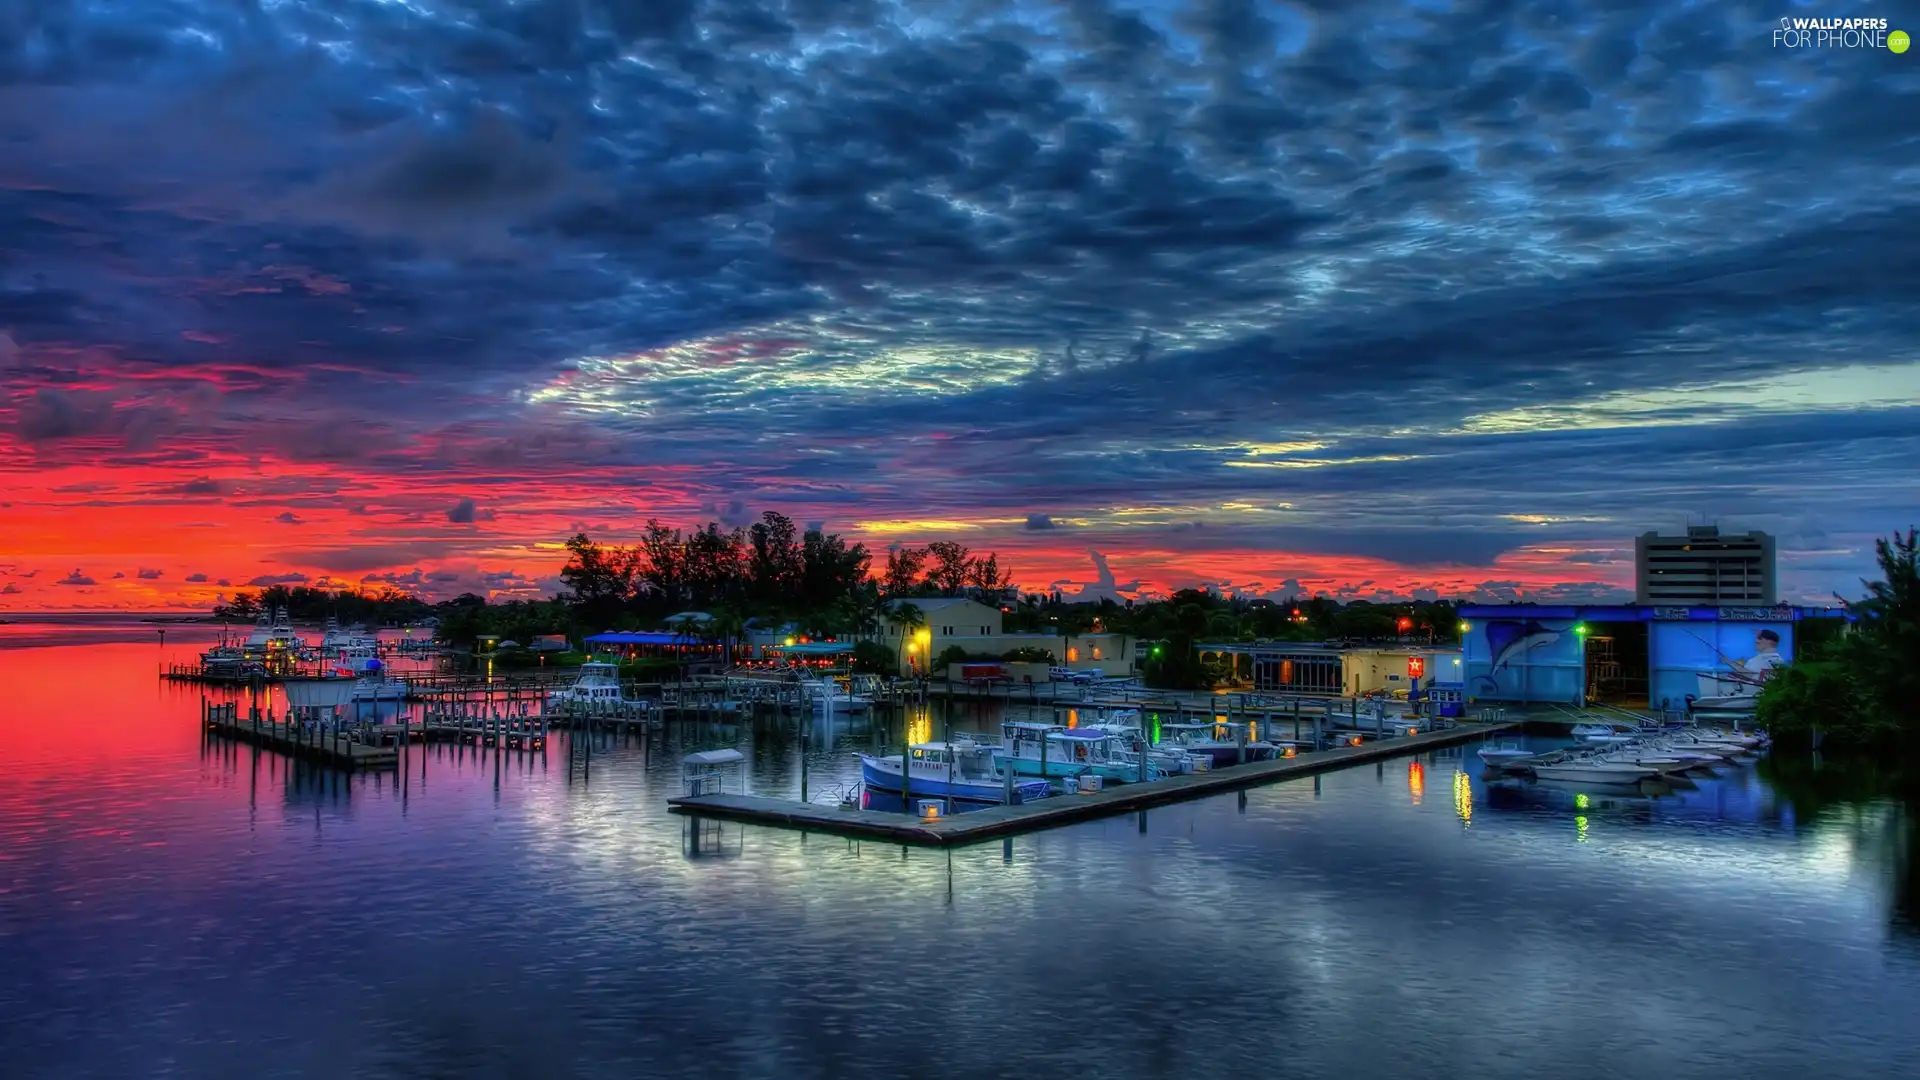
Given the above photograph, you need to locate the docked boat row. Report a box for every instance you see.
[858,717,1304,808]
[1479,726,1767,785]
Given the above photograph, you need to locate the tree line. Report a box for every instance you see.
[1758,529,1920,754]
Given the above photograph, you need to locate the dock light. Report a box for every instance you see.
[1459,620,1471,633]
[1573,623,1590,636]
[1348,736,1363,747]
[784,637,795,646]
[1282,746,1297,759]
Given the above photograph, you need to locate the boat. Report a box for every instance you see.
[1477,740,1536,768]
[318,617,380,660]
[547,661,632,708]
[799,673,870,713]
[347,660,408,702]
[1079,722,1206,774]
[860,742,1054,805]
[993,722,1165,784]
[1154,721,1279,767]
[1528,750,1660,784]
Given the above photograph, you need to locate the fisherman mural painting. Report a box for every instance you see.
[1718,629,1784,695]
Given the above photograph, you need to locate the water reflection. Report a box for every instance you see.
[5,640,1920,1078]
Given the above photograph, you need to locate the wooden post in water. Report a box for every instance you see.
[1237,722,1247,766]
[900,712,912,815]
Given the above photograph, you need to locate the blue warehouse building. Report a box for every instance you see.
[1457,602,1849,712]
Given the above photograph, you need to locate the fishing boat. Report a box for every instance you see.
[994,722,1164,784]
[1079,722,1206,774]
[798,673,870,713]
[548,661,631,707]
[347,660,408,702]
[1155,721,1278,767]
[860,741,1054,806]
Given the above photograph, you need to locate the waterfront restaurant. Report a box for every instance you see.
[1456,602,1850,710]
[581,631,728,662]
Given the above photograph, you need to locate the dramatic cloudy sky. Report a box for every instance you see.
[1,0,1915,610]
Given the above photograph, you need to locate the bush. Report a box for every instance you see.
[1002,646,1054,663]
[851,640,897,675]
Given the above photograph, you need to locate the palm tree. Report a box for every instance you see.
[887,602,926,676]
[709,607,749,667]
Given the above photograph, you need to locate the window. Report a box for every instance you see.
[941,626,953,636]
[980,625,988,635]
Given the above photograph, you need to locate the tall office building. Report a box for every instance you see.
[1634,525,1776,605]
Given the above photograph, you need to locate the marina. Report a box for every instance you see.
[670,720,1514,845]
[4,622,1918,1080]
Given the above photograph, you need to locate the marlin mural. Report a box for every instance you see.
[1475,620,1563,694]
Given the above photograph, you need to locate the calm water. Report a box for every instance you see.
[3,622,1919,1079]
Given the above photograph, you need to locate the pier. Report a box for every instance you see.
[668,719,1518,846]
[202,701,399,770]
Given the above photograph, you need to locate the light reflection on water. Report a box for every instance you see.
[0,637,1918,1079]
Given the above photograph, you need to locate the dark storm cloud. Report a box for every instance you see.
[0,0,1913,598]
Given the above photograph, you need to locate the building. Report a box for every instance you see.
[1635,525,1776,605]
[1195,642,1461,697]
[875,597,1136,678]
[1457,602,1846,709]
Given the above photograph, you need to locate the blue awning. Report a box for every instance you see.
[583,631,704,646]
[771,641,857,655]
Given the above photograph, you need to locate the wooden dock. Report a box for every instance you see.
[202,701,399,770]
[668,720,1518,846]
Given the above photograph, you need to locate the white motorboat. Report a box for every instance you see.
[345,660,408,702]
[1530,759,1660,784]
[799,674,870,713]
[1477,740,1536,768]
[548,661,632,708]
[1592,749,1694,775]
[1080,722,1206,775]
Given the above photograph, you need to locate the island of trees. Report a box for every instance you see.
[210,511,1463,688]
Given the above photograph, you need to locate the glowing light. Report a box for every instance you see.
[1575,814,1590,843]
[784,637,796,647]
[1574,792,1591,809]
[1459,621,1471,633]
[1408,761,1425,805]
[1452,770,1472,826]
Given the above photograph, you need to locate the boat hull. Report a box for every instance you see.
[1531,764,1657,784]
[859,756,1048,804]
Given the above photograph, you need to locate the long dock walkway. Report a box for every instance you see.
[668,720,1517,846]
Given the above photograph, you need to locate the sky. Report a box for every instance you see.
[1,0,1917,611]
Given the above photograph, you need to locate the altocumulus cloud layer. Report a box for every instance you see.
[0,0,1916,607]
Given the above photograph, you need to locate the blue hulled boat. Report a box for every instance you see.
[860,741,1053,805]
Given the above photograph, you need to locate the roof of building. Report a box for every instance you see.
[584,631,703,645]
[885,597,995,611]
[1455,602,1847,621]
[663,611,714,624]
